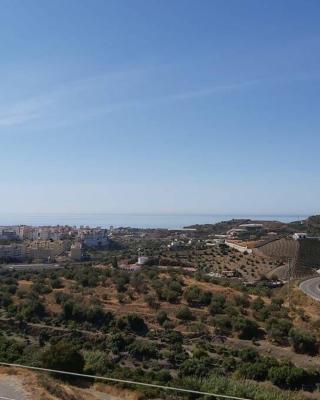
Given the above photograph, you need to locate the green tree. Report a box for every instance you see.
[42,340,84,374]
[118,314,148,335]
[176,305,193,321]
[232,317,260,340]
[184,286,212,307]
[208,294,226,315]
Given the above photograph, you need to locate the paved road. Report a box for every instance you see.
[299,276,320,301]
[0,376,29,400]
[0,263,62,272]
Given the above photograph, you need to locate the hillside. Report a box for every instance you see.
[185,215,320,236]
[289,215,320,236]
[0,366,136,400]
[184,219,250,233]
[1,263,320,399]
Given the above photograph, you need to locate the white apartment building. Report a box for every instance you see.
[0,240,70,261]
[79,230,109,248]
[0,244,27,259]
[69,242,82,261]
[0,226,21,240]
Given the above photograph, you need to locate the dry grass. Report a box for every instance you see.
[0,367,138,400]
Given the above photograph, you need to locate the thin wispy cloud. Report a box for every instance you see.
[0,67,154,128]
[0,76,259,127]
[0,69,302,127]
[0,97,53,127]
[153,79,260,102]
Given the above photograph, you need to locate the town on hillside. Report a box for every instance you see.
[2,216,320,399]
[1,215,320,284]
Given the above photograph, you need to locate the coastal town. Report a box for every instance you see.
[1,217,320,400]
[1,216,320,281]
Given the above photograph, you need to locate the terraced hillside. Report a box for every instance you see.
[298,239,320,269]
[254,238,299,260]
[254,237,320,277]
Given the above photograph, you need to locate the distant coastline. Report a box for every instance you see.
[0,213,308,230]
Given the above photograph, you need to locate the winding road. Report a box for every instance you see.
[0,376,28,400]
[299,276,320,302]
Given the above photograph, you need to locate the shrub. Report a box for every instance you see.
[266,318,292,345]
[144,294,159,309]
[0,334,25,363]
[51,278,63,289]
[18,299,45,321]
[289,328,318,355]
[156,310,168,325]
[42,340,84,374]
[128,340,158,361]
[162,320,175,330]
[155,370,172,383]
[270,298,284,311]
[212,315,232,335]
[238,347,259,362]
[110,333,127,353]
[54,292,71,304]
[162,288,181,303]
[0,292,12,308]
[233,294,250,308]
[208,294,226,315]
[268,365,307,389]
[162,330,183,344]
[254,306,271,321]
[118,314,148,335]
[61,300,113,328]
[251,297,264,311]
[113,273,129,292]
[184,286,212,307]
[179,357,214,378]
[83,350,111,375]
[168,280,183,295]
[238,362,268,381]
[176,306,193,321]
[232,317,260,340]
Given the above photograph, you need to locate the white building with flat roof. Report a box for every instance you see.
[293,232,307,240]
[69,242,82,261]
[80,230,109,248]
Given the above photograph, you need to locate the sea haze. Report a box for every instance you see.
[0,213,307,229]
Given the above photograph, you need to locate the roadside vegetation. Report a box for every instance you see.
[1,256,320,399]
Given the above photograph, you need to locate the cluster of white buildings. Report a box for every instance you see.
[227,223,265,239]
[118,256,150,272]
[78,228,109,248]
[0,240,69,262]
[0,225,110,263]
[0,225,73,241]
[0,227,21,241]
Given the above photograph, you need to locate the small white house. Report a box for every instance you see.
[292,232,307,240]
[137,256,149,265]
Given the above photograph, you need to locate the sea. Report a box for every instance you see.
[0,213,308,230]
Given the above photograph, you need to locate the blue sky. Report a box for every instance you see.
[0,0,319,215]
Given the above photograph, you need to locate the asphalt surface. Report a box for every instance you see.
[0,376,28,400]
[299,276,320,302]
[0,263,61,272]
